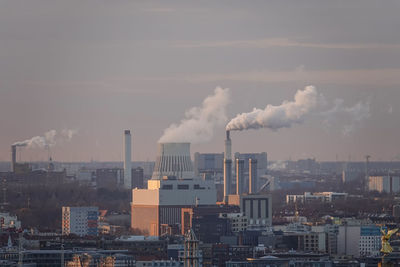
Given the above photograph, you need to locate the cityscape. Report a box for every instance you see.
[1,1,400,267]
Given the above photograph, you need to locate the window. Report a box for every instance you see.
[162,184,173,190]
[178,184,189,190]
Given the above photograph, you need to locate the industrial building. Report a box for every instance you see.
[131,143,216,236]
[193,152,224,182]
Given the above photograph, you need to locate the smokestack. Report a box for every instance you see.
[11,145,16,172]
[124,130,132,189]
[236,159,244,195]
[225,131,231,160]
[249,158,258,194]
[223,130,232,202]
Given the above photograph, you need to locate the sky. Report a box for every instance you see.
[0,0,399,162]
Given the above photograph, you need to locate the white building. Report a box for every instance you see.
[359,226,381,256]
[0,212,21,229]
[62,206,99,236]
[369,175,400,193]
[286,192,348,204]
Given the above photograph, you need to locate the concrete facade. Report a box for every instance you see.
[62,206,99,236]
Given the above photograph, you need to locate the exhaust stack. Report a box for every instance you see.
[11,145,16,172]
[249,158,258,194]
[223,131,232,202]
[124,130,132,189]
[236,159,244,195]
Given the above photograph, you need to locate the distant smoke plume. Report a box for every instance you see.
[159,87,230,143]
[226,86,321,131]
[13,129,78,148]
[268,161,287,171]
[61,129,78,140]
[323,98,370,135]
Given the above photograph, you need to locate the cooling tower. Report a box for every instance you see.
[151,143,195,180]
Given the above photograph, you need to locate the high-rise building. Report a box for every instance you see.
[369,175,400,193]
[62,206,99,236]
[124,130,132,189]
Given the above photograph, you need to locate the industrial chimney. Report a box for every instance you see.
[11,145,16,173]
[124,130,132,189]
[236,158,244,195]
[223,131,232,202]
[249,158,258,194]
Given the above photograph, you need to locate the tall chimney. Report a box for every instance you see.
[11,145,16,173]
[124,130,132,189]
[223,130,232,203]
[236,159,244,195]
[249,158,258,194]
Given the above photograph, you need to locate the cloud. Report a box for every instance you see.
[175,38,400,50]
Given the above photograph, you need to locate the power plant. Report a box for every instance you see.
[131,142,216,236]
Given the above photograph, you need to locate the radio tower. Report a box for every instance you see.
[184,229,200,267]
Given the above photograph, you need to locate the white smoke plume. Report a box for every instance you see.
[61,129,78,141]
[159,87,230,144]
[226,86,321,131]
[268,161,287,171]
[323,98,370,135]
[13,129,78,148]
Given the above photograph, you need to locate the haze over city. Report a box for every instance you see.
[1,0,400,162]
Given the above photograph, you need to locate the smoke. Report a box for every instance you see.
[159,87,230,144]
[268,161,287,171]
[13,129,78,148]
[226,86,322,131]
[61,129,78,140]
[322,98,370,135]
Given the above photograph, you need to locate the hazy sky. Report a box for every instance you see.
[1,0,399,162]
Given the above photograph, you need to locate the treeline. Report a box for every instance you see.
[4,182,131,231]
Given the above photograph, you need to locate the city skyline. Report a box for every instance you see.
[1,1,400,162]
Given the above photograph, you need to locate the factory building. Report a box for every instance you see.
[131,143,216,236]
[240,194,272,230]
